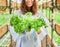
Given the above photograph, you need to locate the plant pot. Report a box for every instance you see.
[0,23,8,38]
[55,24,60,35]
[7,39,16,47]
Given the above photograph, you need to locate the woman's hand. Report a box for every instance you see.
[37,29,42,34]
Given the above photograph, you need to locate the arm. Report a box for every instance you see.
[9,26,19,42]
[37,11,50,26]
[37,12,56,47]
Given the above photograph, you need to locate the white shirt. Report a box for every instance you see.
[9,10,50,47]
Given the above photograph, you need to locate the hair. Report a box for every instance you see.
[20,0,38,15]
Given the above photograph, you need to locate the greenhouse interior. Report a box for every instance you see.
[0,0,60,47]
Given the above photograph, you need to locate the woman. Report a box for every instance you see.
[16,0,49,26]
[16,0,37,15]
[9,0,50,47]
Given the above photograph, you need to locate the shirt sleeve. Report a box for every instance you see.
[38,26,48,40]
[36,11,50,40]
[9,26,19,42]
[37,11,50,26]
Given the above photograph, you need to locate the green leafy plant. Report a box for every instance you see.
[0,13,9,26]
[10,12,47,34]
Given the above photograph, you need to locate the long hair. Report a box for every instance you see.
[20,0,38,15]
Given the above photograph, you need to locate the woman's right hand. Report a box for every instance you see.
[37,29,42,34]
